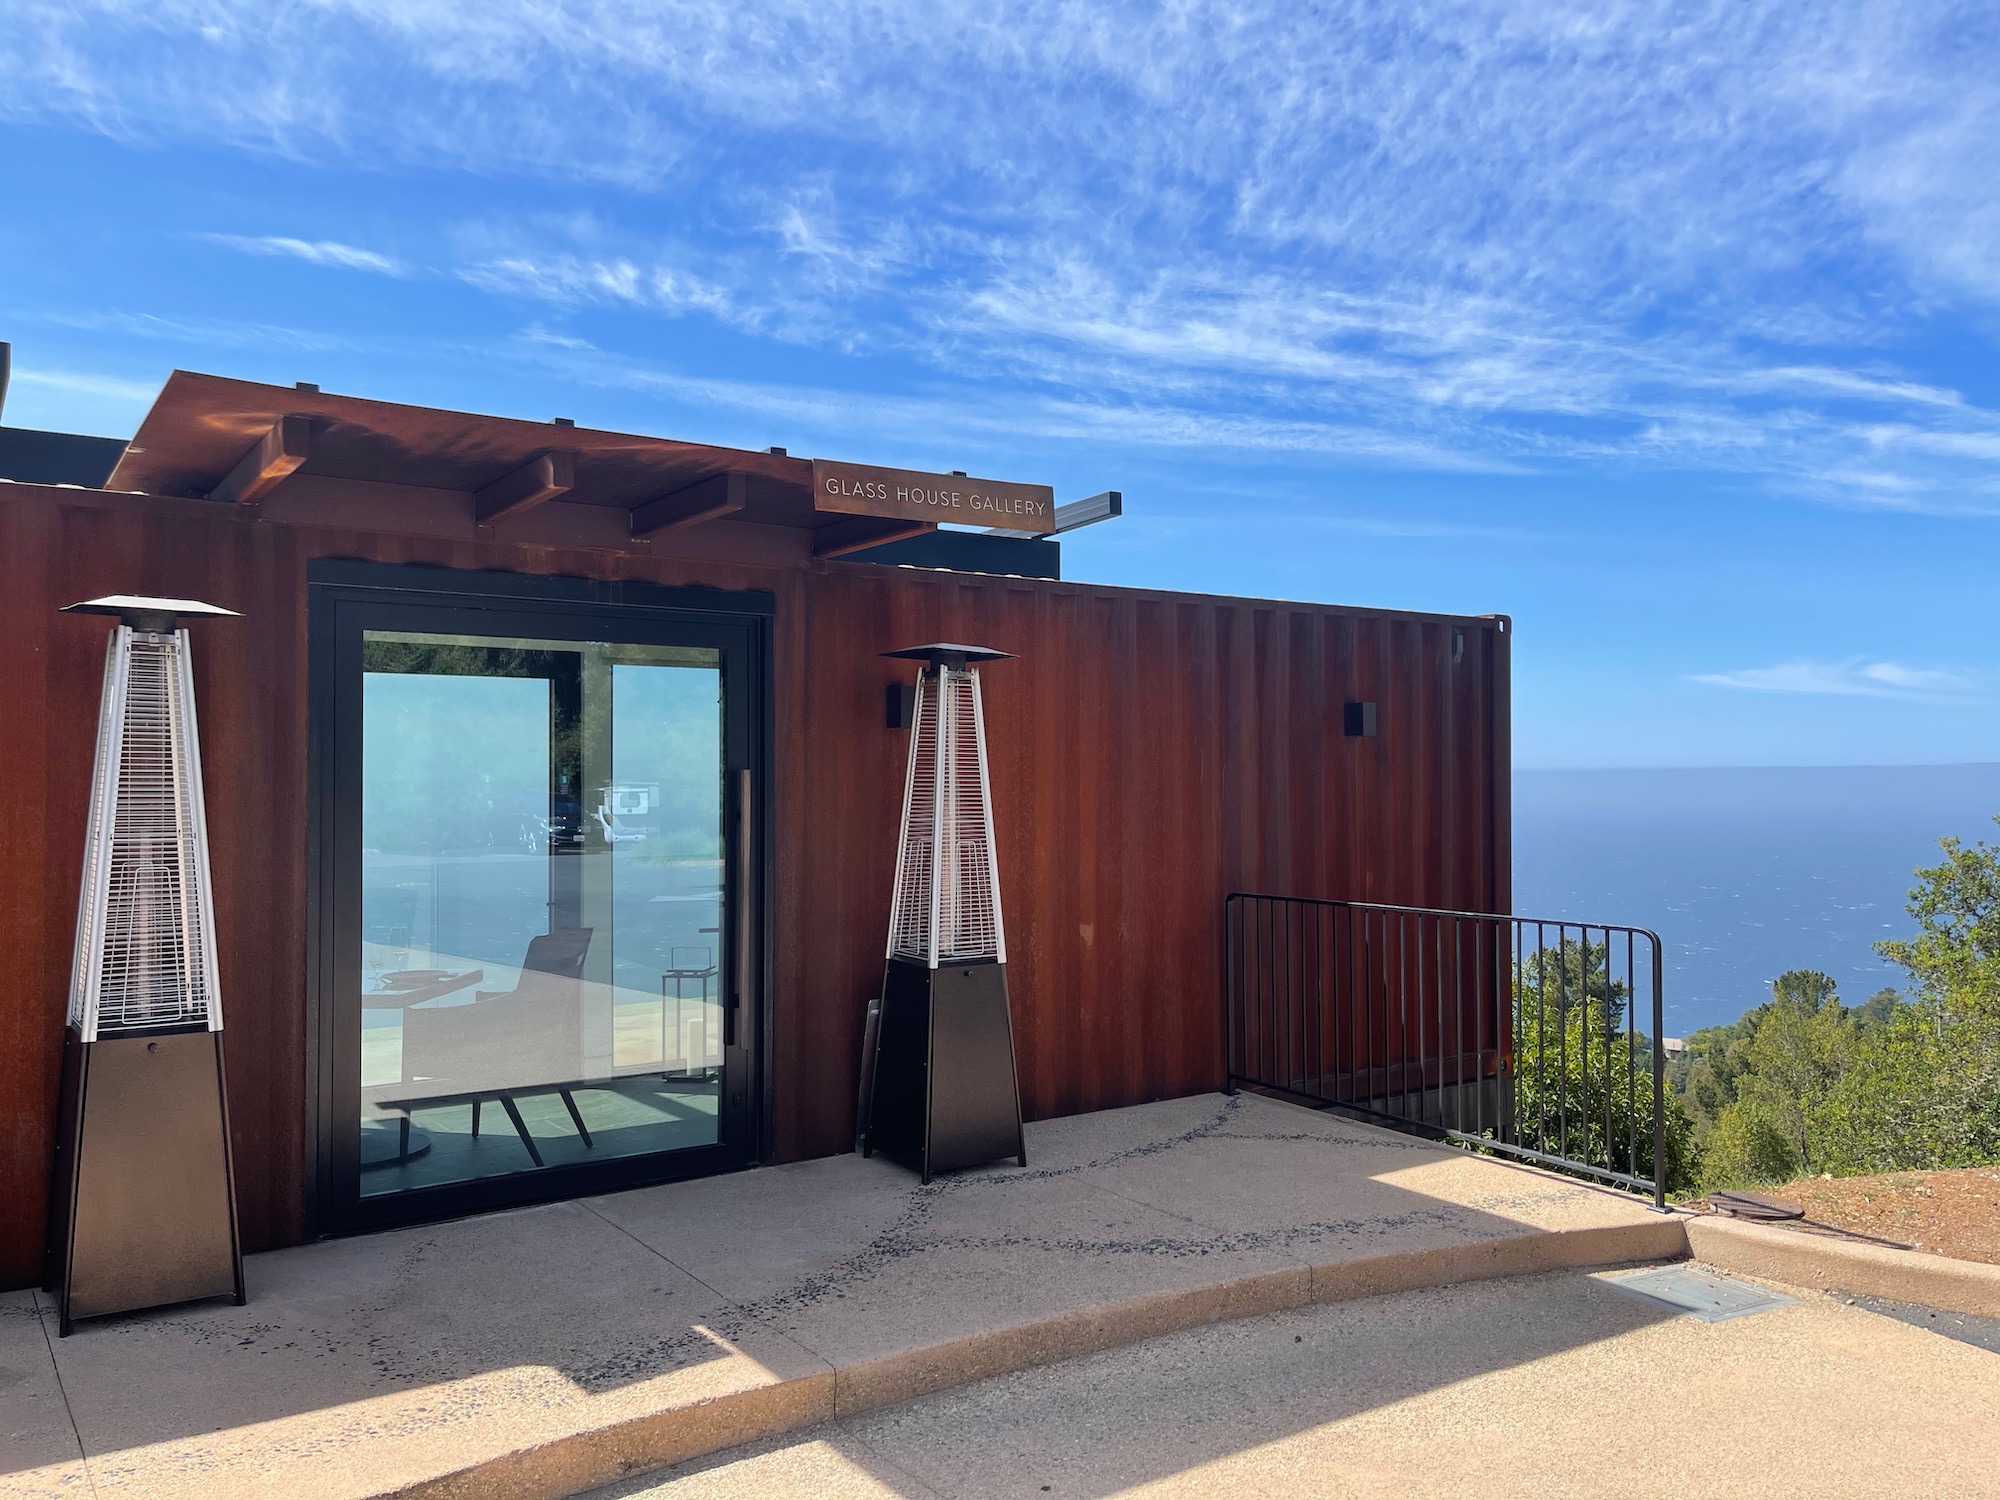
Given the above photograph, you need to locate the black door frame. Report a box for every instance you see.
[305,561,773,1237]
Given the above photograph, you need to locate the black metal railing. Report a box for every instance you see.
[1224,895,1667,1209]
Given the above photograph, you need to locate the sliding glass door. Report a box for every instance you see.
[314,570,765,1231]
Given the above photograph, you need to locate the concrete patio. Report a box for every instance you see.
[0,1092,1686,1500]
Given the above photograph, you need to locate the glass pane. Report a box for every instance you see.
[358,631,724,1196]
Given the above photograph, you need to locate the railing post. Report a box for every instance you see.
[1501,918,1511,1139]
[1651,935,1667,1211]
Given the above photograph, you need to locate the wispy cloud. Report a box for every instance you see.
[200,233,406,276]
[39,306,368,353]
[8,367,157,402]
[443,236,2000,502]
[0,366,159,435]
[501,331,1528,468]
[458,254,733,319]
[1693,660,1981,699]
[4,1,1998,507]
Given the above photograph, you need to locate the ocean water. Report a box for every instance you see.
[1513,764,2000,1036]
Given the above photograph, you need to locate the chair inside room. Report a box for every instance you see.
[389,927,596,1168]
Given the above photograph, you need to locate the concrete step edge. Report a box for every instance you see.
[1687,1214,2000,1319]
[386,1213,1692,1500]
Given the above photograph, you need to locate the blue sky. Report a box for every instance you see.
[2,2,1997,769]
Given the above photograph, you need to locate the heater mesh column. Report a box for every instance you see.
[69,627,223,1040]
[868,644,1025,1181]
[887,664,1005,965]
[48,596,243,1334]
[888,672,938,962]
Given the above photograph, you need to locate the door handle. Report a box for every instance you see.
[729,767,751,1048]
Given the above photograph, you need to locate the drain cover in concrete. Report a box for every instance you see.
[1705,1190,1805,1221]
[1599,1266,1797,1322]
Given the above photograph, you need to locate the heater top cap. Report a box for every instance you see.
[63,595,241,628]
[882,642,1015,667]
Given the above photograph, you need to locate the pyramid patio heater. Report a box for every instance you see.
[863,644,1027,1182]
[46,596,245,1335]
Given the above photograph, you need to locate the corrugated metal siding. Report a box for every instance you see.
[775,565,1507,1160]
[0,487,1505,1286]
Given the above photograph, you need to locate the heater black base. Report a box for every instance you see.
[45,1027,245,1336]
[866,957,1026,1183]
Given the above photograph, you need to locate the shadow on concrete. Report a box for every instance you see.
[3,1092,1684,1494]
[599,1270,1686,1499]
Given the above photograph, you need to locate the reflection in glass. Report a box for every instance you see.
[358,633,723,1195]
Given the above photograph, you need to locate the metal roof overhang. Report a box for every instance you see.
[103,371,930,555]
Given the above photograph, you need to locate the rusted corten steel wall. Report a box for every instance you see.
[0,484,1508,1288]
[772,565,1510,1161]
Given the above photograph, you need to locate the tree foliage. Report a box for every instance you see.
[1812,1004,2000,1173]
[1672,819,2000,1191]
[1875,816,2000,1023]
[1511,938,1700,1196]
[1702,1100,1800,1188]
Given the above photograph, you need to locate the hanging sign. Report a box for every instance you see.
[811,458,1057,534]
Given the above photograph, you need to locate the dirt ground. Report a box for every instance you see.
[1766,1167,2000,1265]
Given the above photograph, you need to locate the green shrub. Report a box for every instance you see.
[1811,1010,2000,1174]
[1512,955,1702,1196]
[1700,1100,1800,1190]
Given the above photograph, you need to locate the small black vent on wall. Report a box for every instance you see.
[886,682,917,730]
[1343,701,1377,737]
